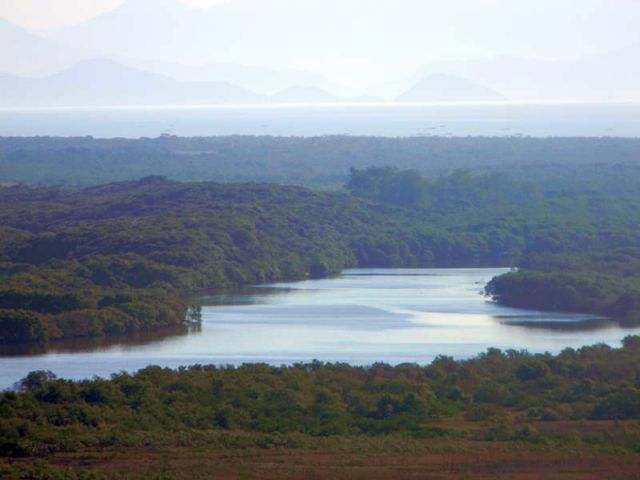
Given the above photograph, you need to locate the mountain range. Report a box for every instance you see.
[0,60,264,107]
[420,43,640,102]
[0,0,639,104]
[2,59,500,107]
[0,19,84,77]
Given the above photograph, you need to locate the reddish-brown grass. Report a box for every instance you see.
[3,421,639,479]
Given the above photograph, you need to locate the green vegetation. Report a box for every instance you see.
[347,166,640,324]
[486,250,640,323]
[2,159,640,344]
[1,173,522,344]
[2,136,640,477]
[347,166,541,210]
[0,178,368,343]
[3,135,640,192]
[1,337,640,459]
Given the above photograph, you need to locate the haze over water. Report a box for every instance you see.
[1,268,638,390]
[1,102,640,138]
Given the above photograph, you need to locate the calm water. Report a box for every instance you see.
[1,103,640,138]
[1,268,639,390]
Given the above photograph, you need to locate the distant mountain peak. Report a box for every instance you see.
[397,74,506,103]
[0,59,262,107]
[0,17,86,77]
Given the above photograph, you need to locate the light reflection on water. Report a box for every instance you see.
[1,267,639,389]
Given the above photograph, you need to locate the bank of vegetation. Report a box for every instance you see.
[486,250,640,323]
[3,135,640,192]
[346,167,640,324]
[1,338,640,469]
[2,161,640,344]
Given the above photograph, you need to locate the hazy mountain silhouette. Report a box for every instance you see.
[0,59,263,107]
[421,44,640,101]
[397,74,507,103]
[0,59,375,107]
[125,60,330,96]
[0,19,84,76]
[0,15,339,101]
[50,0,245,65]
[3,0,640,102]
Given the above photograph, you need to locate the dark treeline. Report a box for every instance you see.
[3,136,640,194]
[0,177,380,344]
[348,167,640,323]
[0,174,523,345]
[486,250,640,323]
[2,164,640,344]
[2,337,640,459]
[347,167,541,210]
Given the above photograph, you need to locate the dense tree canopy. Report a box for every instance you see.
[2,137,640,477]
[2,337,640,459]
[3,136,640,194]
[1,162,640,344]
[486,250,640,324]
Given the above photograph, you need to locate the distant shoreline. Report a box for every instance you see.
[1,99,639,112]
[2,102,640,139]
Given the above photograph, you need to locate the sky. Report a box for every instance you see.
[1,0,640,90]
[0,0,638,54]
[0,0,228,30]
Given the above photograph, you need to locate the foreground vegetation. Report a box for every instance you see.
[2,430,639,479]
[1,338,640,477]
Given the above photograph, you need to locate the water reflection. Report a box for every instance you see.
[199,286,305,306]
[0,325,201,358]
[496,316,615,332]
[1,268,639,389]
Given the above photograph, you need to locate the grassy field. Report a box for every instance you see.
[2,420,639,479]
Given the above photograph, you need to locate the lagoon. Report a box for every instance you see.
[1,268,638,390]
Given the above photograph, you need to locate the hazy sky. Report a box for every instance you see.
[1,0,640,88]
[1,0,639,53]
[0,0,228,30]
